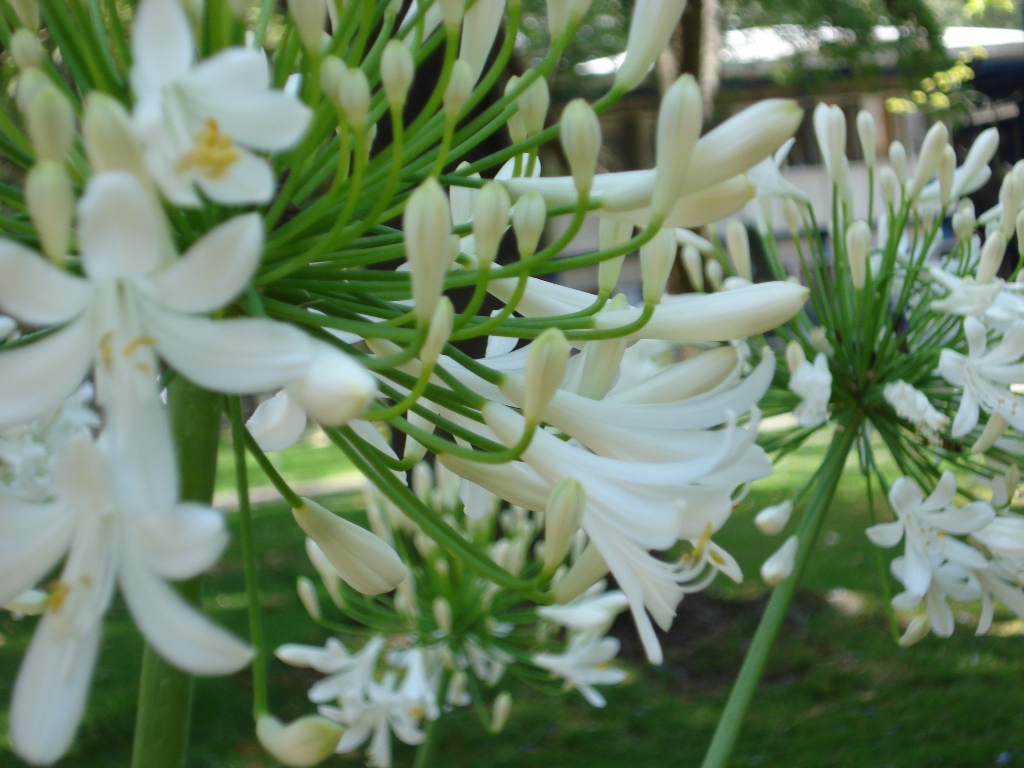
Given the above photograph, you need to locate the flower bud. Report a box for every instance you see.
[293,497,407,594]
[296,576,322,620]
[845,220,870,290]
[512,190,546,258]
[26,86,74,163]
[615,0,688,91]
[286,0,327,51]
[472,181,511,267]
[9,0,38,31]
[825,105,846,185]
[898,615,930,648]
[726,219,751,281]
[682,245,704,291]
[338,66,370,129]
[597,218,632,292]
[491,692,512,734]
[15,67,48,116]
[907,122,948,200]
[651,75,702,220]
[786,340,806,374]
[954,199,976,241]
[305,538,343,606]
[25,161,72,264]
[560,98,601,195]
[439,0,466,31]
[754,501,793,536]
[705,258,723,291]
[247,390,308,452]
[286,341,376,426]
[856,110,875,169]
[552,543,609,603]
[420,296,454,367]
[782,198,801,241]
[504,76,527,143]
[319,56,345,111]
[433,596,453,634]
[10,29,42,70]
[256,715,343,768]
[543,478,586,573]
[761,534,798,585]
[939,144,956,207]
[888,141,907,187]
[447,671,470,706]
[412,461,434,502]
[523,327,569,424]
[405,177,454,322]
[403,410,433,465]
[381,40,415,109]
[977,230,1007,284]
[809,326,834,356]
[879,166,898,208]
[953,127,999,200]
[82,92,150,185]
[972,413,1009,454]
[1001,172,1023,240]
[640,227,676,304]
[519,75,550,136]
[443,59,474,120]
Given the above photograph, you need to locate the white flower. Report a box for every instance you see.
[276,635,385,704]
[789,352,832,427]
[537,581,629,631]
[246,390,309,452]
[883,380,949,438]
[392,647,441,721]
[129,0,311,206]
[2,434,252,765]
[929,266,1004,319]
[865,472,992,597]
[890,556,981,638]
[320,674,427,768]
[678,529,743,590]
[533,631,627,707]
[939,318,1024,437]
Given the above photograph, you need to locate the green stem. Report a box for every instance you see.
[131,380,222,768]
[699,415,861,768]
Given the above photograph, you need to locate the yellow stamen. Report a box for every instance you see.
[176,118,240,180]
[122,335,157,357]
[99,331,114,370]
[48,580,70,611]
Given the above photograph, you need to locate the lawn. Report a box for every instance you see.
[2,430,1022,768]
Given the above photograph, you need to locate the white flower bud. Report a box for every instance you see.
[651,75,703,220]
[939,144,956,207]
[412,461,434,502]
[25,161,72,264]
[256,715,343,768]
[615,0,688,91]
[443,59,474,120]
[439,0,466,31]
[953,127,999,200]
[906,122,948,200]
[726,219,751,281]
[292,497,407,595]
[523,327,569,424]
[305,538,343,606]
[491,692,512,734]
[640,227,677,304]
[9,0,39,31]
[519,75,550,136]
[286,341,376,426]
[972,413,1009,454]
[560,98,601,196]
[447,671,470,706]
[761,534,798,586]
[403,411,433,465]
[472,181,511,267]
[433,596,453,634]
[597,218,632,292]
[286,0,327,51]
[15,67,48,116]
[512,190,546,258]
[26,86,74,163]
[381,41,414,109]
[705,258,723,291]
[785,340,806,374]
[954,200,976,241]
[879,166,899,208]
[1001,172,1023,240]
[82,93,149,182]
[682,245,704,291]
[845,220,871,290]
[420,297,454,367]
[504,76,527,144]
[977,230,1007,284]
[888,141,907,187]
[809,326,834,356]
[337,66,370,129]
[319,56,344,111]
[856,110,875,169]
[547,0,592,38]
[754,501,793,536]
[552,543,609,602]
[10,29,42,70]
[296,576,322,620]
[405,177,454,322]
[898,615,931,648]
[543,478,586,573]
[247,391,308,452]
[826,105,847,185]
[782,198,802,240]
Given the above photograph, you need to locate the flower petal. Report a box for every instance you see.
[143,309,312,394]
[148,213,263,314]
[865,520,904,548]
[9,613,102,766]
[130,0,195,95]
[926,584,955,637]
[120,543,253,674]
[195,147,275,206]
[0,240,92,325]
[887,476,923,517]
[247,390,308,452]
[134,503,229,580]
[78,172,164,280]
[0,493,75,606]
[921,471,958,511]
[0,319,93,429]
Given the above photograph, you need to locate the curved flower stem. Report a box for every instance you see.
[700,414,861,768]
[131,380,222,768]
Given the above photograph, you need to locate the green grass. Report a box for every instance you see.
[2,432,1023,767]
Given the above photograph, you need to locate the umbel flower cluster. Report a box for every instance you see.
[0,0,860,765]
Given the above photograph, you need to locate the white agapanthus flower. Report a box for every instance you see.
[883,380,949,439]
[129,0,312,206]
[1,433,252,765]
[865,472,993,597]
[276,635,386,704]
[789,351,832,427]
[929,266,1004,318]
[532,630,627,707]
[939,317,1024,437]
[536,581,629,631]
[890,556,981,638]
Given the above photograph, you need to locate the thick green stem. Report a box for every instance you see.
[700,416,861,768]
[131,379,222,768]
